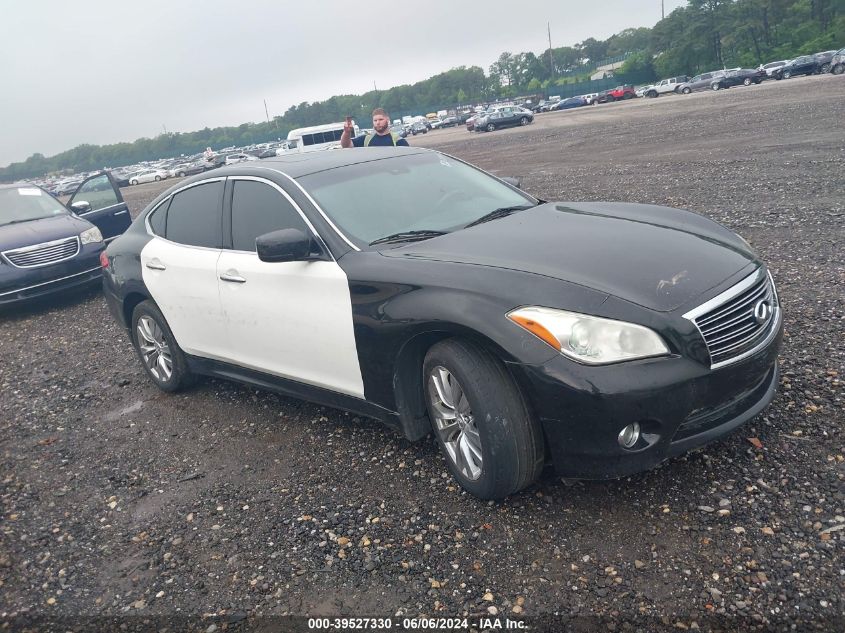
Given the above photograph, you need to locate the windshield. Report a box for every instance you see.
[0,186,68,226]
[298,152,537,248]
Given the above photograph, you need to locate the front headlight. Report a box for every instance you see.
[80,227,103,245]
[508,306,670,365]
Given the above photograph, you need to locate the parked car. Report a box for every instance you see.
[607,85,637,101]
[224,154,259,166]
[551,97,587,111]
[473,108,533,132]
[710,68,766,90]
[1,173,130,306]
[641,76,690,98]
[129,170,169,185]
[831,48,845,75]
[758,60,791,77]
[678,70,727,93]
[439,116,459,128]
[102,147,782,499]
[582,93,600,105]
[773,55,821,79]
[813,50,838,73]
[389,124,408,138]
[169,162,207,178]
[52,180,83,196]
[410,121,428,135]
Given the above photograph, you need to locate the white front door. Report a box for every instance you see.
[215,177,364,397]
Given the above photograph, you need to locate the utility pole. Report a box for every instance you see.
[547,22,554,80]
[264,99,270,124]
[661,0,665,19]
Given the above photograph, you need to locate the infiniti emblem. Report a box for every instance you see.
[753,300,771,324]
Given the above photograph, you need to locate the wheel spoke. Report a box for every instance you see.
[137,318,156,345]
[157,353,172,380]
[435,417,460,441]
[458,433,482,480]
[432,367,455,408]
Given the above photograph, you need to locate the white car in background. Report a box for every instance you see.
[758,60,791,77]
[128,169,169,185]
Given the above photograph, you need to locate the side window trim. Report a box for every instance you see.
[227,176,334,260]
[145,197,172,236]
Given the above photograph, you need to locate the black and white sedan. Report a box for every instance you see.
[102,148,783,499]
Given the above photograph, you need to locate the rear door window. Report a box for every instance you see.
[164,181,224,247]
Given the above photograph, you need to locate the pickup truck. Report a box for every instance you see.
[640,76,689,98]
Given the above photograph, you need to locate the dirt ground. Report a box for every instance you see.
[2,75,843,632]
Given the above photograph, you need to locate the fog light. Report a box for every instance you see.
[618,422,641,449]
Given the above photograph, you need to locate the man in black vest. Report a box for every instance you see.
[341,108,410,148]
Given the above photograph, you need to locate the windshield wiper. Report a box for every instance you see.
[464,204,537,228]
[369,230,449,246]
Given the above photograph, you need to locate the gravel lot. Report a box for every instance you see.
[2,75,843,632]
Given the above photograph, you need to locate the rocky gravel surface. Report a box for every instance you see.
[1,75,843,632]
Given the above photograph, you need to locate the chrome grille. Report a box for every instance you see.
[685,270,778,369]
[2,236,80,268]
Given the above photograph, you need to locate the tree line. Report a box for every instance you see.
[2,0,841,182]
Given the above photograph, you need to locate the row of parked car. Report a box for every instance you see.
[637,48,844,97]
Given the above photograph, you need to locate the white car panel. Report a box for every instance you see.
[215,251,365,398]
[140,238,228,358]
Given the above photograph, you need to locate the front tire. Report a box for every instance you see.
[743,77,753,86]
[821,63,831,73]
[486,123,495,132]
[131,300,195,393]
[833,64,844,75]
[423,339,544,500]
[519,116,529,126]
[682,87,691,94]
[783,70,792,79]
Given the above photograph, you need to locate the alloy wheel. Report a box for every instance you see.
[136,315,173,382]
[428,366,483,481]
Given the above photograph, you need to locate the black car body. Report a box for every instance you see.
[102,148,782,499]
[711,68,766,89]
[0,172,129,306]
[473,108,533,132]
[774,55,821,79]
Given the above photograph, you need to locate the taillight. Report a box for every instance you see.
[99,251,109,269]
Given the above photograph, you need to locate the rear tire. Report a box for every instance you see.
[682,87,691,94]
[486,123,495,132]
[821,63,831,73]
[783,70,792,79]
[423,339,545,500]
[743,77,753,86]
[154,175,161,181]
[130,179,138,186]
[519,116,529,126]
[131,300,196,393]
[833,64,844,75]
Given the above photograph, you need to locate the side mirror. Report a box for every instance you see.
[500,177,522,190]
[256,228,325,263]
[70,201,91,214]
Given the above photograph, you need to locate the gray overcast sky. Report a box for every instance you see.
[0,0,687,167]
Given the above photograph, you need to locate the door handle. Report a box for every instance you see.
[145,260,166,271]
[219,271,246,283]
[114,210,128,216]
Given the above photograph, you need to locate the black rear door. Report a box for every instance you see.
[67,172,131,241]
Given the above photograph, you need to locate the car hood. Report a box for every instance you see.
[380,202,758,313]
[0,213,92,251]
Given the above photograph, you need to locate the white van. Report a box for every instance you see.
[287,122,360,153]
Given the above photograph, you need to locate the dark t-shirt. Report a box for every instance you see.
[352,133,409,147]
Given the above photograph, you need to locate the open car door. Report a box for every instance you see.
[67,171,131,241]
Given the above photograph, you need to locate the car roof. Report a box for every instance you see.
[215,146,432,179]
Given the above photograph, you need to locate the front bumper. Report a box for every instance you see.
[0,246,103,306]
[509,311,783,479]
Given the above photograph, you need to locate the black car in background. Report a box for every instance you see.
[552,97,587,110]
[774,55,821,79]
[1,172,129,306]
[711,68,767,89]
[473,108,533,132]
[813,50,838,73]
